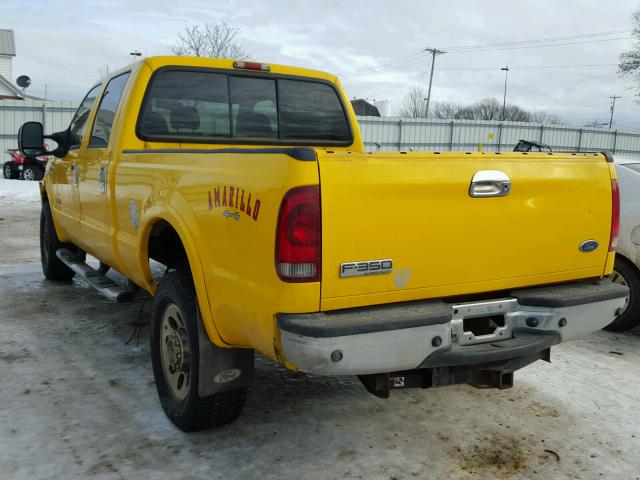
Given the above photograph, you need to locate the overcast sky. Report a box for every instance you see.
[3,0,639,129]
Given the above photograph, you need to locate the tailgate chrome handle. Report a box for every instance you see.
[469,170,511,197]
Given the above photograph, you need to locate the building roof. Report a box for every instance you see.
[0,73,22,99]
[0,73,43,100]
[350,99,380,117]
[0,29,16,56]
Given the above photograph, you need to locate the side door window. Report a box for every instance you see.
[88,72,131,148]
[68,84,102,150]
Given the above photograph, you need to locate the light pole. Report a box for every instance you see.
[501,66,509,121]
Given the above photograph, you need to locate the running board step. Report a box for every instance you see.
[56,249,138,303]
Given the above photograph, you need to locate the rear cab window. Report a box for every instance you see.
[137,68,352,146]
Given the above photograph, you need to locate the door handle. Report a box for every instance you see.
[72,163,79,188]
[99,165,106,194]
[469,170,511,198]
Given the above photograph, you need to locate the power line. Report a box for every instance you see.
[437,63,618,71]
[443,36,632,53]
[442,29,632,50]
[362,50,426,71]
[339,28,632,77]
[342,41,625,77]
[341,50,427,76]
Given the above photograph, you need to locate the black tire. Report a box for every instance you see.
[40,202,75,281]
[23,164,43,181]
[605,258,640,331]
[3,161,18,179]
[150,270,247,431]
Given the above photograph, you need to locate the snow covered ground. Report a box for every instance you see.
[1,198,640,479]
[0,178,40,205]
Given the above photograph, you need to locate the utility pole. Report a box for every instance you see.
[424,47,446,118]
[501,66,510,121]
[609,95,621,129]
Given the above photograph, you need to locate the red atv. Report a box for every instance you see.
[3,148,50,181]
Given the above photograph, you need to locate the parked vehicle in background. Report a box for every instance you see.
[16,56,628,432]
[510,143,637,331]
[605,156,640,331]
[3,148,50,181]
[513,139,552,152]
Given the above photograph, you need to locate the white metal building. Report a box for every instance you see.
[0,29,78,155]
[0,29,18,98]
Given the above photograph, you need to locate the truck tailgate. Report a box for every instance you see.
[318,151,614,310]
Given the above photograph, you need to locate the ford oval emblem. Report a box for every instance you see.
[579,240,599,253]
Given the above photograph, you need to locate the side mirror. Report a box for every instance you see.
[18,122,46,157]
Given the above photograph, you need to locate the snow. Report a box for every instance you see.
[0,178,40,204]
[1,201,640,478]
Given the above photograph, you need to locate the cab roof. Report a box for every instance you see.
[140,56,340,84]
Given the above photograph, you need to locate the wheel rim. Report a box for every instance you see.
[23,168,34,181]
[3,164,12,178]
[611,268,630,316]
[160,303,191,400]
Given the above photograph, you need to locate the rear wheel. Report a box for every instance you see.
[605,258,640,331]
[3,161,18,179]
[40,202,75,281]
[23,164,43,181]
[150,270,247,431]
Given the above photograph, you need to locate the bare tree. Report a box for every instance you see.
[431,101,464,119]
[171,22,250,59]
[504,104,531,122]
[619,10,640,99]
[400,86,429,118]
[400,90,562,123]
[454,98,561,123]
[529,111,562,124]
[473,98,504,120]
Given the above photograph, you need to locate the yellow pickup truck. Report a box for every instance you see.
[17,56,628,432]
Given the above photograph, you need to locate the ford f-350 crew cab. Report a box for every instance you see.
[18,56,628,431]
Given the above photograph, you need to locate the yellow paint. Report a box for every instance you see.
[317,151,613,310]
[42,56,616,367]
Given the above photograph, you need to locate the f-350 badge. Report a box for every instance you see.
[340,259,393,278]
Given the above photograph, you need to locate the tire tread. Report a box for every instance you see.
[605,258,640,331]
[151,270,247,431]
[40,202,75,281]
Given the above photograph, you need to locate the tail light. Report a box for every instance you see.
[609,179,620,252]
[275,185,321,282]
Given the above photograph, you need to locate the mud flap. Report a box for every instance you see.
[197,311,254,397]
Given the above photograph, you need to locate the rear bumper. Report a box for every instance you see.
[277,279,628,375]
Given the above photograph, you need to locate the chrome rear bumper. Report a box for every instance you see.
[278,280,628,375]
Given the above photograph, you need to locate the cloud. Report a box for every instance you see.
[3,0,639,127]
